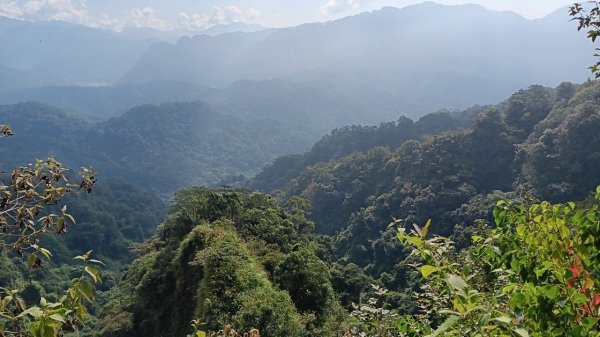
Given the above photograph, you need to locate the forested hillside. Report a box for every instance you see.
[0,101,314,194]
[252,106,482,192]
[249,81,600,310]
[96,81,600,336]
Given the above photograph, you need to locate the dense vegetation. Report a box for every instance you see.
[98,188,346,337]
[350,188,600,336]
[1,178,165,307]
[4,78,600,337]
[84,81,600,336]
[250,81,600,311]
[253,107,480,192]
[0,116,167,337]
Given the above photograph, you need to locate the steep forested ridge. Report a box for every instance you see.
[249,81,600,308]
[252,106,482,193]
[99,188,345,337]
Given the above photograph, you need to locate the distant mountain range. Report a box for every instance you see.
[0,17,157,86]
[0,101,314,195]
[0,2,594,127]
[0,17,266,90]
[117,3,593,118]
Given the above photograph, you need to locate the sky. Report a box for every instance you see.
[0,0,577,31]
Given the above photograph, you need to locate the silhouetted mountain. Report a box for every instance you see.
[0,17,158,88]
[202,22,266,36]
[0,82,215,121]
[119,3,593,119]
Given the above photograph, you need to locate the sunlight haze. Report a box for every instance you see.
[0,0,576,31]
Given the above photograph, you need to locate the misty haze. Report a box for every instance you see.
[1,1,600,336]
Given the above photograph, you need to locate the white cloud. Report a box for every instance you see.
[21,0,89,23]
[129,7,172,31]
[89,13,122,31]
[0,1,24,17]
[178,6,263,31]
[0,1,265,32]
[320,0,360,14]
[177,12,211,31]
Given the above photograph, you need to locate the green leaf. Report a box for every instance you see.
[38,248,52,260]
[79,280,94,302]
[542,285,560,300]
[27,253,40,269]
[18,306,43,318]
[513,328,529,337]
[76,302,87,321]
[571,292,588,304]
[582,317,599,331]
[48,314,66,323]
[56,217,65,233]
[421,219,431,238]
[446,274,468,291]
[84,266,101,284]
[64,213,76,224]
[88,259,106,266]
[426,315,459,337]
[41,324,54,337]
[493,316,512,324]
[195,331,207,337]
[405,235,424,248]
[510,293,528,308]
[420,265,439,278]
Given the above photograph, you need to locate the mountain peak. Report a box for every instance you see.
[201,22,266,36]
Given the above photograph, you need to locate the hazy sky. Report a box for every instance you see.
[0,0,576,31]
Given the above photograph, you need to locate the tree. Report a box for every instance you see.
[0,124,101,337]
[349,187,600,336]
[571,2,600,76]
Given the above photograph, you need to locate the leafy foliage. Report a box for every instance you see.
[381,186,600,336]
[0,158,96,257]
[0,125,103,337]
[571,2,600,76]
[99,188,344,337]
[1,251,103,337]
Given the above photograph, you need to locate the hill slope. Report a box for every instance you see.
[0,101,314,194]
[250,81,600,305]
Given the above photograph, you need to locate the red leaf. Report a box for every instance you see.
[569,265,581,278]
